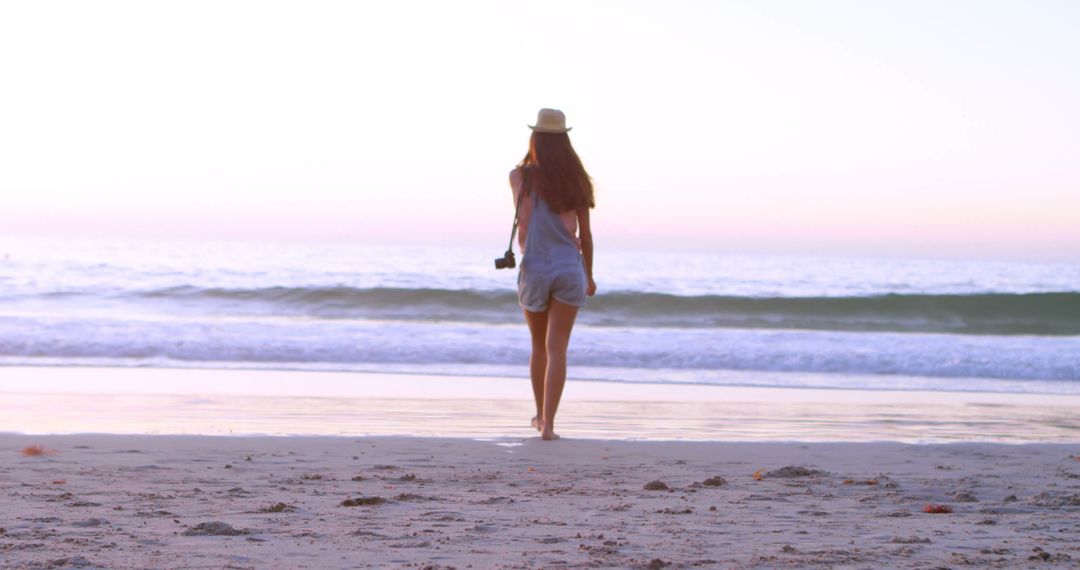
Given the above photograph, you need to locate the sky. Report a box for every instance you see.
[1,0,1078,260]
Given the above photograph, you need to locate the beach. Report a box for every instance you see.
[3,366,1080,442]
[5,0,1080,565]
[3,434,1080,569]
[3,367,1080,568]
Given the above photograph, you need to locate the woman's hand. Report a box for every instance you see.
[586,277,597,297]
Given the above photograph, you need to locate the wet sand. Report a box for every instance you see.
[2,366,1079,568]
[2,366,1079,442]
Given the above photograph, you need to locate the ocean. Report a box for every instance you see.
[1,237,1078,395]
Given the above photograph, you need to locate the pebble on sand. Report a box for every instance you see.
[702,476,727,487]
[182,521,247,536]
[765,466,826,478]
[341,496,386,507]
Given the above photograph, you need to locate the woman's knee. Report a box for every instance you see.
[545,345,568,360]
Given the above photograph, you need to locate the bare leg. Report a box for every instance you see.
[523,309,549,430]
[541,299,579,441]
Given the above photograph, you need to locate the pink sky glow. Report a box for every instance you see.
[1,1,1078,261]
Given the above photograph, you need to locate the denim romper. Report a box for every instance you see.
[517,193,587,312]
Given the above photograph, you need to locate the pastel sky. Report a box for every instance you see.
[1,1,1078,260]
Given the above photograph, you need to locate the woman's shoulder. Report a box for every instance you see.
[509,165,532,190]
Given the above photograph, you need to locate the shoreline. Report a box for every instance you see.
[4,360,1075,397]
[2,366,1079,443]
[5,364,1078,402]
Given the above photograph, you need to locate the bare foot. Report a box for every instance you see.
[540,430,560,441]
[531,416,541,431]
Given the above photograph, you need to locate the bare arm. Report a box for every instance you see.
[577,207,596,296]
[508,168,523,206]
[508,168,527,251]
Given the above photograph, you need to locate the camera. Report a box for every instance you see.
[494,249,516,270]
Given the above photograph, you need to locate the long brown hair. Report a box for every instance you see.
[518,132,595,213]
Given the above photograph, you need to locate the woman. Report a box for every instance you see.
[510,108,596,441]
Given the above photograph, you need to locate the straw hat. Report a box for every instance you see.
[529,108,572,133]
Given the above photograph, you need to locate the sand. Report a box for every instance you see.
[3,366,1080,442]
[3,366,1080,567]
[2,434,1080,569]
